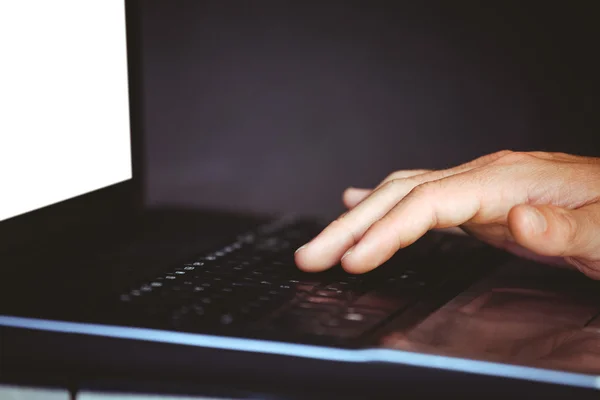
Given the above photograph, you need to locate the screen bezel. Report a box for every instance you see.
[0,0,144,255]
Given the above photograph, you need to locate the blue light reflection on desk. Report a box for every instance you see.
[1,315,599,390]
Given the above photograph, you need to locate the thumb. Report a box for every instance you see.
[508,202,600,262]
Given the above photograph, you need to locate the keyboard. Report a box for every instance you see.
[116,216,488,345]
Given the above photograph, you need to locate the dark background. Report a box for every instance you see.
[140,1,599,220]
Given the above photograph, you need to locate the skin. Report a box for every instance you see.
[295,150,600,279]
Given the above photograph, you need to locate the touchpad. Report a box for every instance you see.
[380,259,600,374]
[453,259,600,326]
[459,287,599,325]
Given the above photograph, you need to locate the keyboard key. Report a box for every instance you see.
[325,282,351,291]
[294,283,318,292]
[231,281,262,289]
[352,292,410,312]
[306,296,346,306]
[314,289,344,298]
[344,311,365,321]
[220,313,234,325]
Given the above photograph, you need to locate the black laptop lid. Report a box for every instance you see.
[0,0,144,254]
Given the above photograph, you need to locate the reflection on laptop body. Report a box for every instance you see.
[1,0,600,394]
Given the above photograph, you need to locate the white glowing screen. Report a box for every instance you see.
[0,0,132,221]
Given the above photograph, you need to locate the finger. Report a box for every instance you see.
[342,187,372,209]
[342,170,432,209]
[296,179,420,272]
[341,172,514,273]
[297,151,514,272]
[508,203,600,276]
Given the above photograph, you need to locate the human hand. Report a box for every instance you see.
[295,151,600,279]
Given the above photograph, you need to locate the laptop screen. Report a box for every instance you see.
[0,0,132,222]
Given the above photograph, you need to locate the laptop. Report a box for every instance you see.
[1,0,600,397]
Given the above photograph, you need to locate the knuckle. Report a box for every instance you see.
[480,149,513,164]
[384,171,410,182]
[372,218,406,251]
[411,180,440,198]
[370,218,399,242]
[381,178,403,190]
[465,150,513,168]
[491,149,514,159]
[383,172,397,182]
[492,150,536,165]
[528,151,552,158]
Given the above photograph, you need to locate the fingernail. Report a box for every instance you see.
[525,206,547,234]
[341,248,353,260]
[295,244,308,254]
